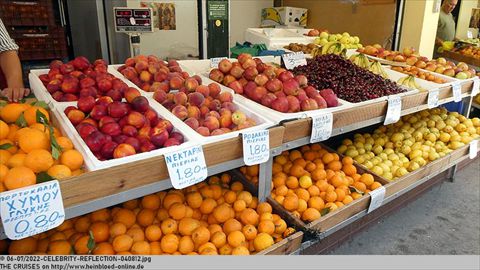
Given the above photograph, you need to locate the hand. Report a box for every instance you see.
[1,87,31,102]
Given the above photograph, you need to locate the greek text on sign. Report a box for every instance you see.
[0,180,65,240]
[242,130,270,166]
[165,145,208,189]
[470,140,478,159]
[384,95,402,125]
[210,57,227,68]
[310,112,333,143]
[427,89,440,109]
[472,78,479,96]
[282,52,307,70]
[367,186,386,213]
[452,82,462,102]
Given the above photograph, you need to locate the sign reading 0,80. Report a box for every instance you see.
[0,180,65,240]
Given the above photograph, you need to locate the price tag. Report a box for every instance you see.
[0,181,65,240]
[242,130,270,166]
[165,145,208,189]
[467,30,473,39]
[384,95,402,125]
[210,57,227,68]
[310,112,333,143]
[427,89,440,109]
[282,52,307,70]
[367,186,386,213]
[472,78,480,96]
[470,140,478,159]
[452,82,462,102]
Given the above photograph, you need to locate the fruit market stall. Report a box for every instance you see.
[438,48,480,69]
[0,46,479,256]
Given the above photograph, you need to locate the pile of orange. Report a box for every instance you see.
[0,103,85,191]
[240,165,259,185]
[5,173,295,255]
[243,144,383,223]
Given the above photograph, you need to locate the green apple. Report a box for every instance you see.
[319,31,329,39]
[328,35,337,42]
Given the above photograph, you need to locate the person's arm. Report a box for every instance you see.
[0,19,29,102]
[436,37,444,46]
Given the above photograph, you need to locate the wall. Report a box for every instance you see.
[229,0,273,48]
[399,0,439,59]
[282,0,397,47]
[456,0,479,39]
[127,0,198,59]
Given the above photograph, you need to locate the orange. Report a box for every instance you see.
[47,165,72,179]
[303,150,317,161]
[74,217,91,233]
[256,202,272,214]
[6,124,19,141]
[178,236,195,254]
[240,208,259,226]
[223,190,237,204]
[109,223,127,238]
[208,224,222,236]
[237,191,253,205]
[90,209,110,222]
[0,150,12,165]
[335,188,346,202]
[219,244,233,255]
[230,181,244,192]
[227,231,246,248]
[93,242,115,255]
[126,227,145,242]
[289,150,302,161]
[90,222,109,243]
[178,217,200,236]
[302,208,321,222]
[242,224,258,241]
[327,161,342,171]
[246,165,259,177]
[211,231,227,248]
[8,237,37,255]
[325,191,337,203]
[272,173,287,188]
[253,233,274,252]
[274,185,288,196]
[343,164,357,176]
[297,199,308,213]
[131,241,151,255]
[6,153,26,168]
[47,240,71,255]
[353,181,367,193]
[210,185,223,200]
[36,238,49,253]
[233,200,247,212]
[123,199,139,210]
[322,153,335,164]
[343,195,354,204]
[295,188,310,201]
[220,173,231,184]
[49,231,66,241]
[161,218,178,235]
[157,209,169,221]
[0,103,30,123]
[213,203,233,223]
[370,181,382,190]
[360,174,375,186]
[113,209,136,228]
[163,193,184,209]
[308,185,320,197]
[3,166,36,190]
[342,156,354,165]
[272,163,283,174]
[221,218,241,234]
[192,226,210,246]
[258,220,275,235]
[168,203,188,221]
[18,128,49,153]
[23,106,49,126]
[282,195,299,211]
[351,192,363,200]
[56,137,73,151]
[74,235,91,255]
[0,120,9,139]
[286,176,299,189]
[112,234,134,252]
[273,219,287,234]
[232,246,250,255]
[199,198,217,214]
[274,155,287,165]
[197,242,216,254]
[289,164,306,178]
[150,242,162,255]
[316,180,329,192]
[186,192,203,209]
[59,149,83,171]
[308,196,325,210]
[160,234,179,254]
[142,225,161,242]
[24,149,54,173]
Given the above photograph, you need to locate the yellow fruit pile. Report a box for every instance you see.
[338,108,480,180]
[0,103,84,191]
[243,144,382,223]
[5,173,295,255]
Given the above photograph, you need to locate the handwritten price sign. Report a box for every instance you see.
[384,95,402,125]
[310,112,333,143]
[242,130,270,166]
[282,52,307,70]
[165,145,208,189]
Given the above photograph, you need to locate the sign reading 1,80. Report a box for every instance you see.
[242,130,270,166]
[0,180,65,240]
[165,145,208,189]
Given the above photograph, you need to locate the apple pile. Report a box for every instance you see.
[118,55,195,92]
[208,54,339,113]
[38,57,130,102]
[153,81,256,137]
[64,89,184,161]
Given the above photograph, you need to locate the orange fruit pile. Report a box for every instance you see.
[240,165,259,185]
[0,103,85,191]
[242,144,383,223]
[6,173,295,255]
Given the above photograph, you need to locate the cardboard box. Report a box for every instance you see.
[261,7,307,27]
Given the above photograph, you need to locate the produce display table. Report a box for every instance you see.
[438,50,480,69]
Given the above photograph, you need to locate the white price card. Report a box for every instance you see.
[0,181,65,240]
[210,57,227,68]
[282,52,307,70]
[472,78,480,96]
[242,129,270,166]
[165,145,208,189]
[467,30,473,39]
[367,186,386,213]
[310,112,333,143]
[427,89,440,109]
[452,82,462,102]
[470,140,478,159]
[384,95,402,125]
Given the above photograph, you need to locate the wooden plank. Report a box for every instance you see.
[282,83,474,143]
[258,231,303,255]
[440,50,480,67]
[59,126,285,208]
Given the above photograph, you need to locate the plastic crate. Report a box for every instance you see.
[11,27,68,61]
[0,0,55,26]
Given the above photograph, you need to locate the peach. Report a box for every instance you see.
[163,138,181,147]
[218,59,233,73]
[135,61,148,73]
[101,122,122,136]
[169,76,184,90]
[67,109,85,125]
[100,141,118,159]
[77,123,97,139]
[124,57,135,67]
[153,71,168,82]
[218,92,233,103]
[61,75,79,94]
[209,69,224,83]
[150,82,170,93]
[206,111,220,119]
[86,131,108,152]
[127,111,147,128]
[139,71,152,82]
[150,130,169,147]
[131,96,150,113]
[97,79,113,93]
[108,101,130,118]
[184,117,200,130]
[172,105,188,120]
[221,102,236,112]
[220,113,232,128]
[231,111,247,126]
[204,116,220,131]
[153,89,167,103]
[208,83,222,98]
[196,127,210,136]
[188,92,205,107]
[140,141,156,153]
[141,83,151,92]
[211,129,227,136]
[113,143,136,159]
[122,125,138,137]
[209,100,222,111]
[184,77,199,92]
[196,85,210,97]
[121,67,138,80]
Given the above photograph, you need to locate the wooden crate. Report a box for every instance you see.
[440,50,480,67]
[258,231,303,255]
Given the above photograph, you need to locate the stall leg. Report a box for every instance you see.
[258,156,273,202]
[447,164,457,182]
